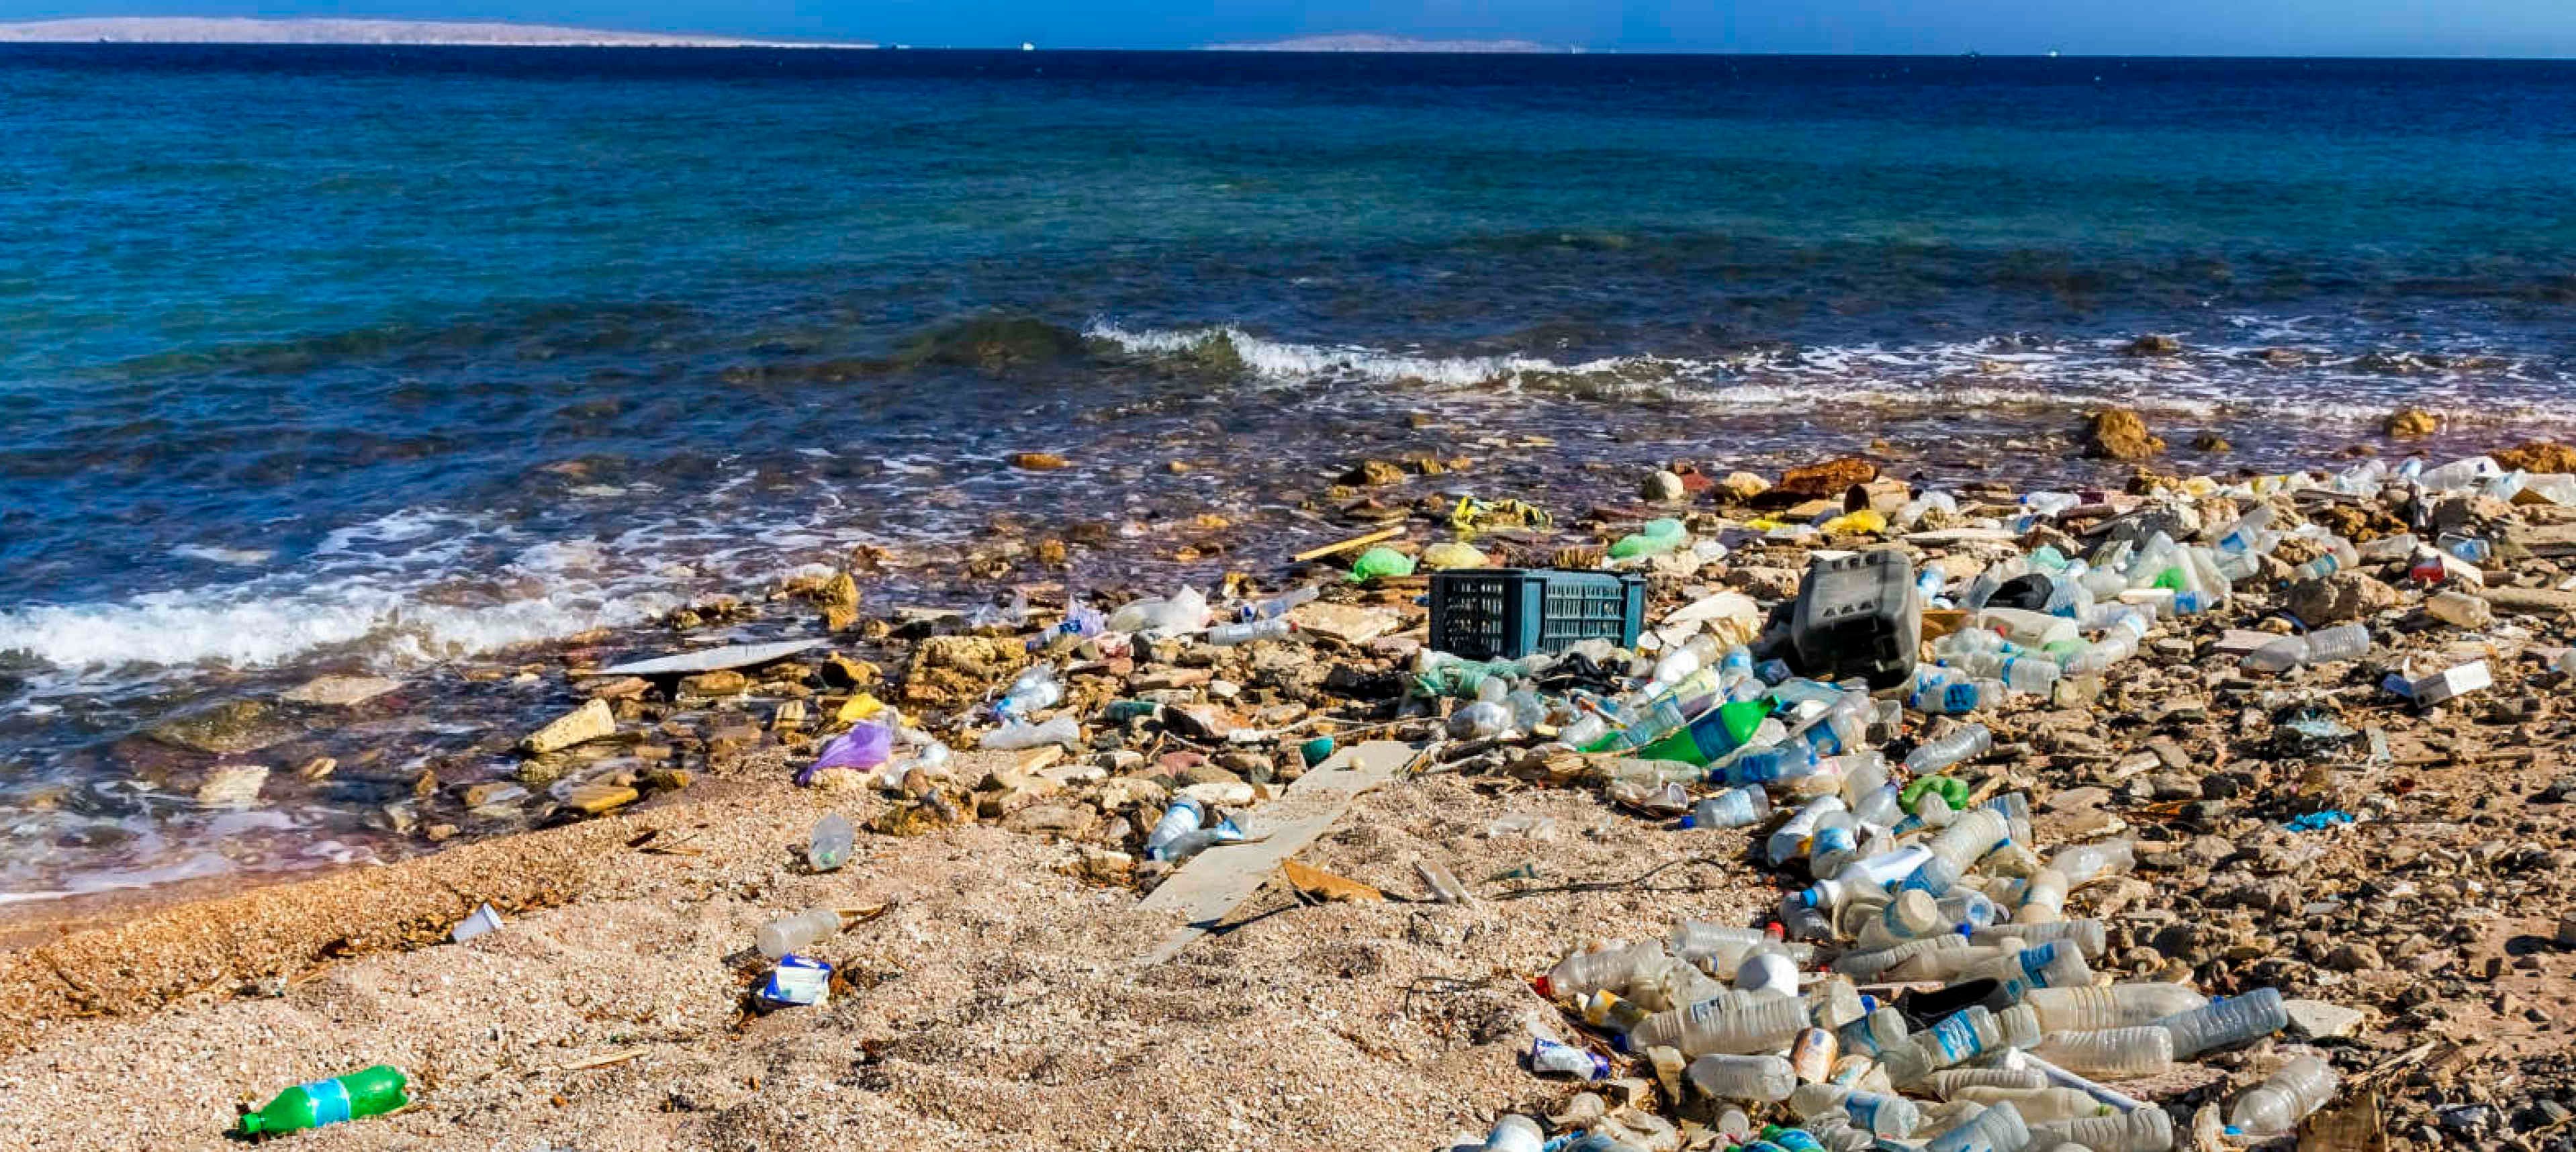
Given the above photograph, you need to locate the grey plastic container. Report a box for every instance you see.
[1790,550,1923,689]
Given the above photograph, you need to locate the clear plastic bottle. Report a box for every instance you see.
[1735,951,1802,999]
[980,714,1080,750]
[1682,786,1774,830]
[2050,839,2136,886]
[1205,618,1295,646]
[1540,939,1671,999]
[2243,623,2371,673]
[1926,1101,2030,1152]
[1767,796,1850,868]
[1480,1114,1545,1152]
[1833,1006,1913,1059]
[1834,932,1969,979]
[806,812,855,872]
[1625,994,1809,1056]
[2025,983,2208,1033]
[1906,724,1993,774]
[1917,1005,2041,1069]
[2029,1026,2175,1079]
[1788,1083,1923,1138]
[1970,920,2107,958]
[2155,986,2287,1058]
[2013,868,2070,923]
[2030,1107,2173,1152]
[1144,797,1207,859]
[756,906,847,959]
[1234,584,1319,622]
[2229,1055,2340,1135]
[1968,943,2095,1000]
[1952,1086,2111,1124]
[1687,1053,1798,1102]
[1921,1067,2049,1098]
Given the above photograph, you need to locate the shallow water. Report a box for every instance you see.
[3,46,2573,900]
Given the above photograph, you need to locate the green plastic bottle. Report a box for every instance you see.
[239,1065,409,1137]
[1633,698,1769,766]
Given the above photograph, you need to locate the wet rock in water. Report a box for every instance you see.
[2123,333,2183,356]
[679,669,749,698]
[1009,452,1070,471]
[279,675,402,708]
[2191,432,2232,452]
[898,314,1086,372]
[2384,407,2440,438]
[2495,440,2576,474]
[2288,570,2400,624]
[1716,471,1772,501]
[584,676,651,701]
[1641,469,1688,503]
[522,698,616,755]
[561,783,640,816]
[1340,459,1405,487]
[152,700,301,755]
[195,765,270,808]
[2083,407,2166,461]
[1776,457,1876,498]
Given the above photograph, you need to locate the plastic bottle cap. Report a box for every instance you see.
[1677,816,1698,830]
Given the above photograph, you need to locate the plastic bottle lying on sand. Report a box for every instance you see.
[2154,986,2287,1058]
[2031,1107,2174,1152]
[2242,623,2371,673]
[1624,994,1808,1056]
[2229,1055,2340,1135]
[1687,1053,1798,1102]
[1540,940,1672,999]
[980,714,1079,750]
[2025,983,2207,1033]
[1478,1114,1545,1152]
[1906,724,1993,774]
[1684,786,1774,830]
[2029,1027,2175,1079]
[807,812,855,872]
[757,906,848,959]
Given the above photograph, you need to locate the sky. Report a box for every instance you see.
[11,0,2576,57]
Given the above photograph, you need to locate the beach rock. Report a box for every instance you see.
[2123,334,2182,356]
[561,783,639,816]
[1641,470,1688,503]
[1163,704,1236,742]
[2083,407,2166,461]
[151,700,300,755]
[1776,458,1876,498]
[584,676,652,701]
[195,765,270,808]
[2285,998,2369,1040]
[2325,942,2385,971]
[2495,441,2576,474]
[279,675,402,707]
[2288,571,2399,624]
[1716,471,1771,502]
[2384,407,2440,438]
[1010,452,1070,471]
[2191,432,2232,452]
[1340,459,1405,486]
[522,698,616,755]
[679,669,749,697]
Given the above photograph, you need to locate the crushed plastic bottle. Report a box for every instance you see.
[2242,622,2371,673]
[980,714,1080,750]
[757,906,848,959]
[1906,724,1993,775]
[2154,986,2287,1058]
[2229,1055,2339,1134]
[807,812,855,872]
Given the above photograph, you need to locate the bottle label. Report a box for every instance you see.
[1845,1092,1884,1131]
[1941,683,1978,712]
[1929,1014,1978,1062]
[300,1078,353,1126]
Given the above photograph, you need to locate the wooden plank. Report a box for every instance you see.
[1135,740,1413,965]
[1291,526,1404,563]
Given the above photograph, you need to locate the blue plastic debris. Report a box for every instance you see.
[2283,810,2358,833]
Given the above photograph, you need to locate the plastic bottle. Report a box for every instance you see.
[1540,940,1671,999]
[1688,1053,1799,1102]
[2242,622,2370,673]
[1834,933,1968,979]
[1144,797,1208,859]
[2029,1027,2175,1079]
[1682,786,1773,830]
[2031,1108,2174,1152]
[1788,1083,1923,1138]
[1906,724,1993,774]
[757,906,847,959]
[1624,994,1808,1056]
[238,1066,412,1137]
[1236,585,1319,622]
[2229,1055,2340,1135]
[1921,1067,2049,1098]
[980,714,1079,750]
[1970,920,2108,958]
[2025,983,2207,1033]
[1205,618,1296,646]
[1767,796,1849,867]
[1449,700,1514,740]
[807,812,855,872]
[2154,986,2287,1058]
[1949,1086,2108,1123]
[2049,839,2136,886]
[1926,1101,2030,1152]
[1480,1115,1546,1152]
[1917,1005,2041,1069]
[995,665,1063,718]
[1736,951,1802,999]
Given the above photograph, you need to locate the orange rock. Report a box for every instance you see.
[2083,408,2166,461]
[1776,457,1878,498]
[1010,452,1071,471]
[2495,441,2576,473]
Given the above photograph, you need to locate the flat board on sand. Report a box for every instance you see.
[1135,739,1414,965]
[589,638,823,677]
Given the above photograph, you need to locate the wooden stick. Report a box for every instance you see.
[557,1048,647,1072]
[1292,526,1404,563]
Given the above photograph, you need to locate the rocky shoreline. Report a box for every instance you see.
[5,416,2575,1149]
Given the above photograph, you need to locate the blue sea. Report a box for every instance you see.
[3,46,2573,900]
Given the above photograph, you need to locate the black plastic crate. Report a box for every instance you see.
[1788,549,1921,689]
[1428,569,1647,660]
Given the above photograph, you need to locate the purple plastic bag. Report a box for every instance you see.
[796,722,890,786]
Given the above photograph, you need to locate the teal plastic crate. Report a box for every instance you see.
[1428,569,1647,660]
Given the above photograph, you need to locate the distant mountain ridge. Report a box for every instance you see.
[0,17,872,48]
[1203,34,1559,54]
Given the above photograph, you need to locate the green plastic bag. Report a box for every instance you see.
[1347,545,1417,582]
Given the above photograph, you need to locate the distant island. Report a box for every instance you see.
[0,18,874,48]
[1203,34,1559,54]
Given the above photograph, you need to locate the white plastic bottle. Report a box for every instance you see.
[756,906,846,959]
[2156,986,2287,1058]
[1767,796,1850,868]
[1906,723,1994,774]
[2031,1107,2174,1152]
[1970,919,2107,957]
[1921,1067,2048,1098]
[1788,1082,1923,1138]
[2029,1026,2175,1079]
[1955,1086,2112,1123]
[2229,1055,2340,1134]
[1686,1053,1797,1102]
[1625,994,1808,1056]
[1540,940,1670,999]
[2025,983,2208,1032]
[1927,1101,2031,1152]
